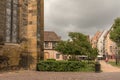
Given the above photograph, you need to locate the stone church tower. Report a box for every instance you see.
[0,0,44,70]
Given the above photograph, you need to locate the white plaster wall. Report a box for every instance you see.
[97,31,107,56]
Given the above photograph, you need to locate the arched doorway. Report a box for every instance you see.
[44,52,49,60]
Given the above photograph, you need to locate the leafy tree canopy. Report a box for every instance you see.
[55,32,98,59]
[110,17,120,47]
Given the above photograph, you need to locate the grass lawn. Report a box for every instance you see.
[109,61,120,67]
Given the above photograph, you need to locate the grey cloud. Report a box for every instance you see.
[45,0,120,40]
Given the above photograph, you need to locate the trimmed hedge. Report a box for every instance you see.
[37,61,94,72]
[46,59,56,61]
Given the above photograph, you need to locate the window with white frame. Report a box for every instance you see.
[45,42,49,48]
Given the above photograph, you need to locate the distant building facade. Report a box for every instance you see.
[91,31,102,48]
[97,31,107,57]
[44,31,63,60]
[104,29,117,59]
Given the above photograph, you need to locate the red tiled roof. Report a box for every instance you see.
[44,31,61,41]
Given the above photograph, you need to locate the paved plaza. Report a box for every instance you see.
[0,61,120,80]
[1,71,120,80]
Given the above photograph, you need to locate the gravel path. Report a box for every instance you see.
[100,61,120,72]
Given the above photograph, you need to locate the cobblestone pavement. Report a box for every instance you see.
[100,60,120,72]
[1,61,120,80]
[1,71,120,80]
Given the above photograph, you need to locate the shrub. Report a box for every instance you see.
[37,61,94,72]
[46,59,56,61]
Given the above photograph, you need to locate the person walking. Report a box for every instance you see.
[105,57,108,63]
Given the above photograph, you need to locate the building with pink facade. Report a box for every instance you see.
[104,29,117,59]
[91,31,102,48]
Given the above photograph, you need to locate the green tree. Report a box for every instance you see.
[55,32,97,60]
[110,17,120,47]
[110,17,120,65]
[68,32,92,55]
[90,48,98,59]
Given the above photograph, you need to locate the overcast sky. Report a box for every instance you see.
[44,0,120,40]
